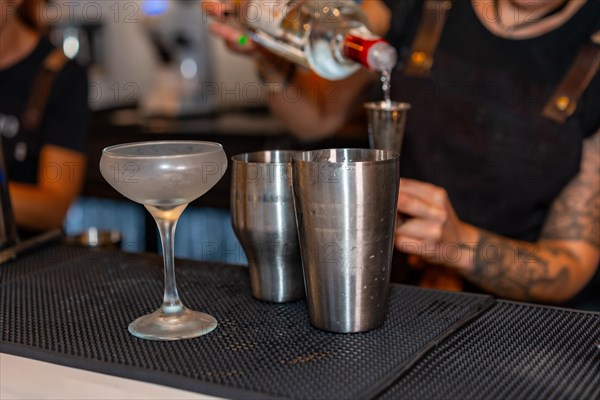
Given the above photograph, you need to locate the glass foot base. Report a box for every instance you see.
[128,307,218,341]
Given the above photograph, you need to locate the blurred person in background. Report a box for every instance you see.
[0,0,89,237]
[207,0,599,308]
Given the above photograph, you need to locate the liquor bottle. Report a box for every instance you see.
[240,0,397,80]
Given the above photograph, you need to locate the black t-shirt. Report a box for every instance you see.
[0,37,89,184]
[382,0,600,242]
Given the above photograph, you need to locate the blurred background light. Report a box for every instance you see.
[142,0,170,16]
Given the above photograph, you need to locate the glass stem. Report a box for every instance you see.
[155,214,184,316]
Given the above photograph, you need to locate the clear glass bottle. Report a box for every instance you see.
[241,0,397,80]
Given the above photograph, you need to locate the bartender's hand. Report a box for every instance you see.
[202,0,258,54]
[394,179,478,271]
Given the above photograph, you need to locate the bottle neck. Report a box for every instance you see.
[342,28,397,72]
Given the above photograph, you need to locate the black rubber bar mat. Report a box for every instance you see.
[378,301,600,400]
[1,245,494,400]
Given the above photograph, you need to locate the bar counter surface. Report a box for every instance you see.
[1,244,599,400]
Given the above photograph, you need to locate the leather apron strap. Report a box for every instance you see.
[404,2,598,125]
[404,0,453,77]
[21,48,69,132]
[542,31,600,124]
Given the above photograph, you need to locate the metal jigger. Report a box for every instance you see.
[364,101,411,154]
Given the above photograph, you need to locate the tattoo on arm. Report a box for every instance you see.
[466,132,599,301]
[540,132,600,249]
[469,230,573,301]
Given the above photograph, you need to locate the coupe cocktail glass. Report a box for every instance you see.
[99,141,227,340]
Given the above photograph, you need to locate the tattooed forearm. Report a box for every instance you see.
[464,132,599,302]
[540,132,600,248]
[467,230,577,302]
